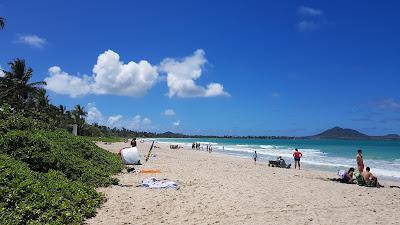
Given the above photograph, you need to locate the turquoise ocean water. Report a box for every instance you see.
[153,138,400,181]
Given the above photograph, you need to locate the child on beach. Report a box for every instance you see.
[293,148,302,169]
[253,151,258,165]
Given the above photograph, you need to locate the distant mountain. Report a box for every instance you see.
[311,127,400,140]
[158,131,188,138]
[313,127,368,139]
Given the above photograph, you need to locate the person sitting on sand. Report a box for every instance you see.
[356,149,364,173]
[293,149,302,170]
[253,151,258,165]
[362,167,380,187]
[341,168,355,184]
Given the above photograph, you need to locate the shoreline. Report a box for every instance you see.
[153,139,400,182]
[86,141,400,225]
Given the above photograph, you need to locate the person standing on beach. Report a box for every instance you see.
[130,138,137,147]
[293,148,302,169]
[356,149,364,173]
[253,151,258,165]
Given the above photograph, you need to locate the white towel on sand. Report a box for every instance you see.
[142,177,177,189]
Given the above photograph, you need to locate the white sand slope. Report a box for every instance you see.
[86,141,400,225]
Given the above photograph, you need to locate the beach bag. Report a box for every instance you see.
[121,147,141,165]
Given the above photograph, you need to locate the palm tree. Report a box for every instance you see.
[0,17,5,29]
[72,104,87,135]
[0,59,46,112]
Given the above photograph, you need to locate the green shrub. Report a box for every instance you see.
[0,130,123,187]
[0,153,103,224]
[83,136,124,143]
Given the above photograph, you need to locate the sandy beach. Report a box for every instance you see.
[86,141,400,225]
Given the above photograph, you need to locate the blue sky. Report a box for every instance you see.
[1,0,400,136]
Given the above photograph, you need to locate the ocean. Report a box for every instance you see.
[153,138,400,181]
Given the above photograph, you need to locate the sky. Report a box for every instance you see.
[1,0,400,136]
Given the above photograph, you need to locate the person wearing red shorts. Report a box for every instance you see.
[293,148,303,170]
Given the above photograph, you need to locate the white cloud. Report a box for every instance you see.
[298,6,323,16]
[159,49,229,98]
[91,50,158,96]
[297,20,319,31]
[85,104,153,130]
[17,35,46,48]
[163,109,175,116]
[173,120,180,127]
[45,50,159,97]
[86,104,103,124]
[0,65,4,77]
[107,115,123,126]
[45,66,92,97]
[129,115,152,130]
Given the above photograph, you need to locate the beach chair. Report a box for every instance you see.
[268,160,291,169]
[355,173,366,186]
[268,160,280,167]
[355,173,377,187]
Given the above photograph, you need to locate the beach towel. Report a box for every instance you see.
[140,169,161,174]
[142,177,177,189]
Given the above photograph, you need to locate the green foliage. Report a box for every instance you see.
[0,153,103,225]
[0,130,123,187]
[83,136,124,143]
[0,105,55,133]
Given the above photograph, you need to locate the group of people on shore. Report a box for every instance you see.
[253,147,381,187]
[192,142,213,153]
[336,149,380,187]
[192,142,200,150]
[252,148,303,169]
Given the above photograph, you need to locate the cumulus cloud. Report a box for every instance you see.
[86,104,103,124]
[297,20,319,31]
[17,34,46,48]
[159,49,229,98]
[45,50,159,97]
[91,50,158,96]
[46,49,228,99]
[130,115,152,130]
[107,115,123,126]
[173,120,180,127]
[163,109,175,116]
[45,66,92,97]
[85,104,153,130]
[0,65,4,77]
[298,6,323,16]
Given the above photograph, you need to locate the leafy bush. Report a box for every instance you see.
[0,130,123,187]
[0,106,54,133]
[0,153,103,224]
[83,136,124,143]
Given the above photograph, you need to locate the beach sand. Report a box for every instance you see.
[86,141,400,225]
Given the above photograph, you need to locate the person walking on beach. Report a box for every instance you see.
[293,148,302,169]
[356,149,364,173]
[253,151,258,165]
